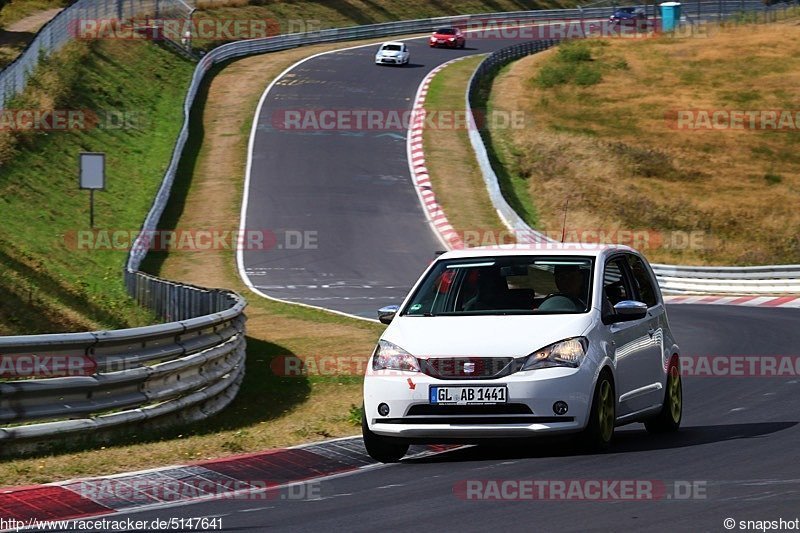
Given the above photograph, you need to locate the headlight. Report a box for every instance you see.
[449,37,456,41]
[372,340,420,372]
[522,337,588,370]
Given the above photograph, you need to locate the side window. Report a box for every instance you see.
[603,257,631,307]
[626,254,658,307]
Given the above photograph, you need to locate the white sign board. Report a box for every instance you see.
[79,152,105,190]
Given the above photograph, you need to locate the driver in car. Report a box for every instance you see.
[537,265,587,312]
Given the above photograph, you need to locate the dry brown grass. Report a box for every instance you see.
[489,22,800,265]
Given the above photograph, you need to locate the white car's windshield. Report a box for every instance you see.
[403,256,594,316]
[381,44,402,51]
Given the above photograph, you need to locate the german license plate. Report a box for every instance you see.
[429,386,507,405]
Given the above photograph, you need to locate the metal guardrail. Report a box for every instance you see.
[651,264,800,294]
[464,1,800,296]
[1,5,635,453]
[1,1,797,452]
[0,273,246,451]
[8,1,735,109]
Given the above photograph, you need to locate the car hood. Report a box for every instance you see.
[378,50,402,56]
[433,34,456,38]
[382,314,595,358]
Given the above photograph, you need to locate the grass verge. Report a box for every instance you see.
[0,1,67,68]
[0,38,396,487]
[422,55,511,245]
[0,39,194,334]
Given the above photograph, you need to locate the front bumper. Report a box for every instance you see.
[364,365,595,439]
[376,57,403,64]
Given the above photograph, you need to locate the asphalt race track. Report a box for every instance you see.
[226,32,800,531]
[241,34,532,318]
[90,28,800,532]
[66,305,800,532]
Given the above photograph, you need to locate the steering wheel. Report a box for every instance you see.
[537,293,585,312]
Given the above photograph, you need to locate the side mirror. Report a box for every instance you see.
[378,305,400,325]
[610,300,648,322]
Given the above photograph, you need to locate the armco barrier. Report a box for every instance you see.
[0,1,794,452]
[464,10,800,296]
[651,265,800,294]
[1,0,773,110]
[0,274,246,453]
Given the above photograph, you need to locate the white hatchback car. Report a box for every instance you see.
[362,244,682,462]
[375,41,410,66]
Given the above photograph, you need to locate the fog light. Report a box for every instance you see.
[553,401,569,415]
[378,403,390,416]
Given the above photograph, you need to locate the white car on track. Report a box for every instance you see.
[362,244,682,462]
[375,41,410,66]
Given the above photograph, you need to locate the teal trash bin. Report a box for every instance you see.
[660,2,682,31]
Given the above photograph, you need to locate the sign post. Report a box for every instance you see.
[79,153,105,228]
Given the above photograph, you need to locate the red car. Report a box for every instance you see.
[429,27,466,48]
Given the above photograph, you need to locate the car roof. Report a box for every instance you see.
[382,41,405,46]
[436,243,637,260]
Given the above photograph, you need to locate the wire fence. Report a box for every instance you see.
[0,0,194,107]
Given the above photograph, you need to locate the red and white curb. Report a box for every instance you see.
[408,57,472,251]
[664,295,800,308]
[0,437,457,528]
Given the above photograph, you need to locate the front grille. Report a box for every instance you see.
[419,357,518,380]
[407,404,532,416]
[376,416,574,425]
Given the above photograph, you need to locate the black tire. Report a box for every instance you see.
[362,411,409,463]
[581,370,616,451]
[645,357,682,433]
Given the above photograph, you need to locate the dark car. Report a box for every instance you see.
[609,7,648,30]
[429,27,466,48]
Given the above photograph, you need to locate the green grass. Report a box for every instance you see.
[764,172,783,185]
[0,0,69,67]
[534,41,603,88]
[0,39,195,334]
[471,63,541,227]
